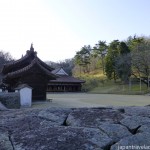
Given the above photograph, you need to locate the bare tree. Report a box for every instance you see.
[0,51,13,72]
[131,50,150,86]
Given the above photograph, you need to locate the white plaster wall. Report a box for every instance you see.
[20,87,32,107]
[57,68,68,75]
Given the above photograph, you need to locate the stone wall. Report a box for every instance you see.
[0,106,150,150]
[0,92,20,109]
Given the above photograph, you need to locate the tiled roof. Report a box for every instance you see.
[49,75,85,83]
[37,57,54,72]
[51,68,60,74]
[5,58,56,79]
[3,53,29,67]
[2,47,53,74]
[3,44,35,68]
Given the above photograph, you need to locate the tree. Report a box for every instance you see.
[74,45,91,73]
[118,42,130,54]
[58,59,74,76]
[126,35,144,51]
[93,41,107,74]
[0,51,13,90]
[127,36,150,86]
[105,40,120,81]
[105,40,131,83]
[115,53,131,83]
[46,59,74,76]
[0,51,13,72]
[131,50,150,86]
[115,42,131,83]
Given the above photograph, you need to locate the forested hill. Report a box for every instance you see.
[73,35,150,85]
[46,35,150,93]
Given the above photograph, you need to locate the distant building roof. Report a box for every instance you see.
[50,68,85,84]
[51,68,68,75]
[49,75,85,84]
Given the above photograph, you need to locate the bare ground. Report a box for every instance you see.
[32,93,150,108]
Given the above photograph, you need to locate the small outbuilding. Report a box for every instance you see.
[15,84,32,107]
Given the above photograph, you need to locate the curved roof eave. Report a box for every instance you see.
[2,51,34,74]
[4,58,57,79]
[37,57,54,72]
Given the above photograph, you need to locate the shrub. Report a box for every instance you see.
[0,92,20,109]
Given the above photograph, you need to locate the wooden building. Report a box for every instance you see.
[0,44,85,100]
[1,44,56,100]
[47,68,85,92]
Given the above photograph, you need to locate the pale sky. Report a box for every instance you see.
[0,0,150,62]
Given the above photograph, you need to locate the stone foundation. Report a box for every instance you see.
[0,106,150,149]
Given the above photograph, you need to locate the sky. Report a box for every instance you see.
[0,0,150,62]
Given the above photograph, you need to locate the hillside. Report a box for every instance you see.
[77,69,148,95]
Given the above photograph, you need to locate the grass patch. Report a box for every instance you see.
[76,69,149,95]
[89,81,149,95]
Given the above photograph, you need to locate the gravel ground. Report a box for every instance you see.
[32,93,150,108]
